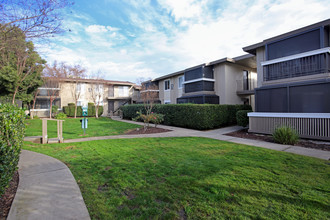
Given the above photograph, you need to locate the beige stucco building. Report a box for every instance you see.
[145,54,257,109]
[32,78,140,117]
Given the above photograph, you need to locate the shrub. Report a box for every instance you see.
[236,110,252,127]
[121,104,251,130]
[55,112,67,120]
[150,113,164,128]
[33,115,39,119]
[273,126,299,145]
[62,105,103,117]
[52,105,59,118]
[0,104,25,196]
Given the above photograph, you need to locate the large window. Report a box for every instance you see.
[164,80,170,91]
[243,70,249,90]
[178,76,184,89]
[118,86,129,97]
[267,29,321,60]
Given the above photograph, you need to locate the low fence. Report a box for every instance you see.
[248,112,330,141]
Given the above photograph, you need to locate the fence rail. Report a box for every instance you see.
[248,113,330,141]
[263,53,330,81]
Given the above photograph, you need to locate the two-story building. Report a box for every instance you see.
[145,54,257,109]
[32,78,140,117]
[244,19,330,140]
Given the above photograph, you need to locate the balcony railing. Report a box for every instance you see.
[262,48,330,81]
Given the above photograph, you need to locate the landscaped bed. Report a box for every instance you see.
[226,129,330,151]
[23,137,330,219]
[25,117,142,139]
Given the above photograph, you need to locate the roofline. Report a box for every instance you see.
[152,54,254,81]
[43,77,137,86]
[243,18,330,54]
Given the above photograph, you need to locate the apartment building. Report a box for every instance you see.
[244,19,330,140]
[243,19,330,113]
[145,54,257,109]
[33,78,140,117]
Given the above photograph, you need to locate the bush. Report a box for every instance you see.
[55,112,67,119]
[121,104,252,130]
[62,104,103,117]
[273,126,299,145]
[0,104,25,196]
[236,110,252,127]
[52,105,59,118]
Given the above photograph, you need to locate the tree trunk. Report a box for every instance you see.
[49,100,53,118]
[12,88,18,104]
[95,105,99,119]
[74,105,77,118]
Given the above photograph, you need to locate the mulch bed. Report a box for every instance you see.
[225,129,330,151]
[0,171,19,219]
[125,127,172,135]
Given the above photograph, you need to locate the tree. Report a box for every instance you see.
[68,64,86,118]
[0,25,45,104]
[90,72,104,119]
[134,83,161,130]
[0,0,72,40]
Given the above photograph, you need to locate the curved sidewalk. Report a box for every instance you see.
[8,150,90,220]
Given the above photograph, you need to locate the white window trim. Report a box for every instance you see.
[248,112,330,119]
[164,80,170,91]
[261,47,330,66]
[183,78,215,84]
[140,90,159,93]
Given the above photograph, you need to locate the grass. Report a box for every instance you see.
[24,117,141,139]
[23,137,330,219]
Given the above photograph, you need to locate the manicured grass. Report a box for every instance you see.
[23,137,330,219]
[25,117,141,139]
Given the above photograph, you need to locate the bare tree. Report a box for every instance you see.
[0,0,72,40]
[43,63,63,118]
[68,64,86,118]
[90,72,105,119]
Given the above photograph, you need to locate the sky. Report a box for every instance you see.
[37,0,330,83]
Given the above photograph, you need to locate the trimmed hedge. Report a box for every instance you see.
[121,104,252,130]
[63,104,103,117]
[0,104,25,196]
[236,110,252,127]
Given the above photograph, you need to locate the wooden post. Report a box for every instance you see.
[42,119,47,144]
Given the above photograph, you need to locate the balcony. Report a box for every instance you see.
[262,47,330,81]
[236,78,257,96]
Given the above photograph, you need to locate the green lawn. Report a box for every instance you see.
[23,137,330,219]
[25,117,141,139]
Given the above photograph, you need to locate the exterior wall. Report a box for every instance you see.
[256,47,266,88]
[213,63,256,109]
[158,75,184,104]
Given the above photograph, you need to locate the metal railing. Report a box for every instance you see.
[263,53,330,81]
[248,113,330,141]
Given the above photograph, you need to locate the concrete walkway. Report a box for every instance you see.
[8,150,90,220]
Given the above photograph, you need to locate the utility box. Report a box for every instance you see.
[80,118,88,128]
[82,106,88,117]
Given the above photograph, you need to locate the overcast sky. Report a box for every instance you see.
[37,0,330,83]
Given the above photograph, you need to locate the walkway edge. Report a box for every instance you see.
[8,150,90,220]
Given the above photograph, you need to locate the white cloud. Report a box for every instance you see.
[85,25,120,33]
[38,0,330,82]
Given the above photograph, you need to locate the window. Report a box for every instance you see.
[178,76,184,89]
[164,100,171,104]
[243,70,249,90]
[118,86,129,97]
[164,80,170,91]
